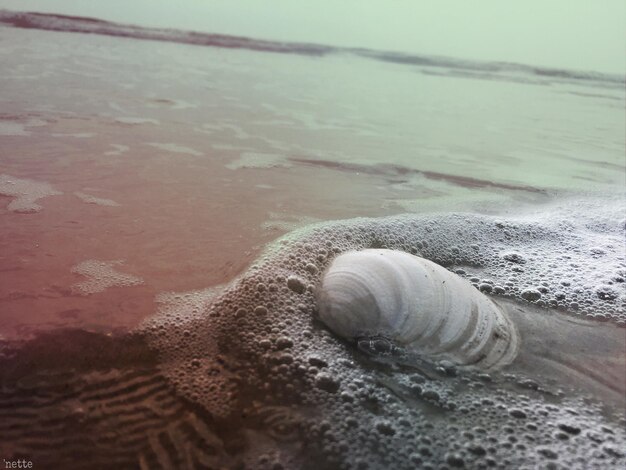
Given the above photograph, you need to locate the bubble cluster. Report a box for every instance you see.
[141,196,625,468]
[225,152,290,170]
[74,191,120,207]
[0,174,62,213]
[146,142,203,156]
[71,260,143,295]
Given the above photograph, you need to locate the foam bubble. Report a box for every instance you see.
[71,260,143,295]
[51,132,96,138]
[74,192,120,207]
[226,152,290,170]
[146,142,203,156]
[139,195,624,468]
[0,174,62,213]
[261,212,321,232]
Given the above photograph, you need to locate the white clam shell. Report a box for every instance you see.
[316,249,519,369]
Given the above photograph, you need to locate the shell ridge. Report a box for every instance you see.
[316,249,520,369]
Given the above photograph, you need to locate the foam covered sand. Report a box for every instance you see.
[226,152,290,170]
[74,191,120,207]
[141,196,625,469]
[71,260,143,295]
[0,174,62,213]
[147,142,203,156]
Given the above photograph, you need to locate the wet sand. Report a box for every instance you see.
[0,25,586,340]
[5,111,526,339]
[0,121,426,338]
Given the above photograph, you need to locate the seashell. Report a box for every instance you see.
[316,249,519,369]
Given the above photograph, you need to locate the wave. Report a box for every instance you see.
[353,48,625,87]
[0,9,623,88]
[0,10,335,56]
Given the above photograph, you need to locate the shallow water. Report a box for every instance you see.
[0,12,624,469]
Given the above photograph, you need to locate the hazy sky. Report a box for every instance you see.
[0,0,624,74]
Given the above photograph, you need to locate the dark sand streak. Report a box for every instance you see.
[289,157,546,194]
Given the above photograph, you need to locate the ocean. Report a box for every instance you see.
[0,11,624,469]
